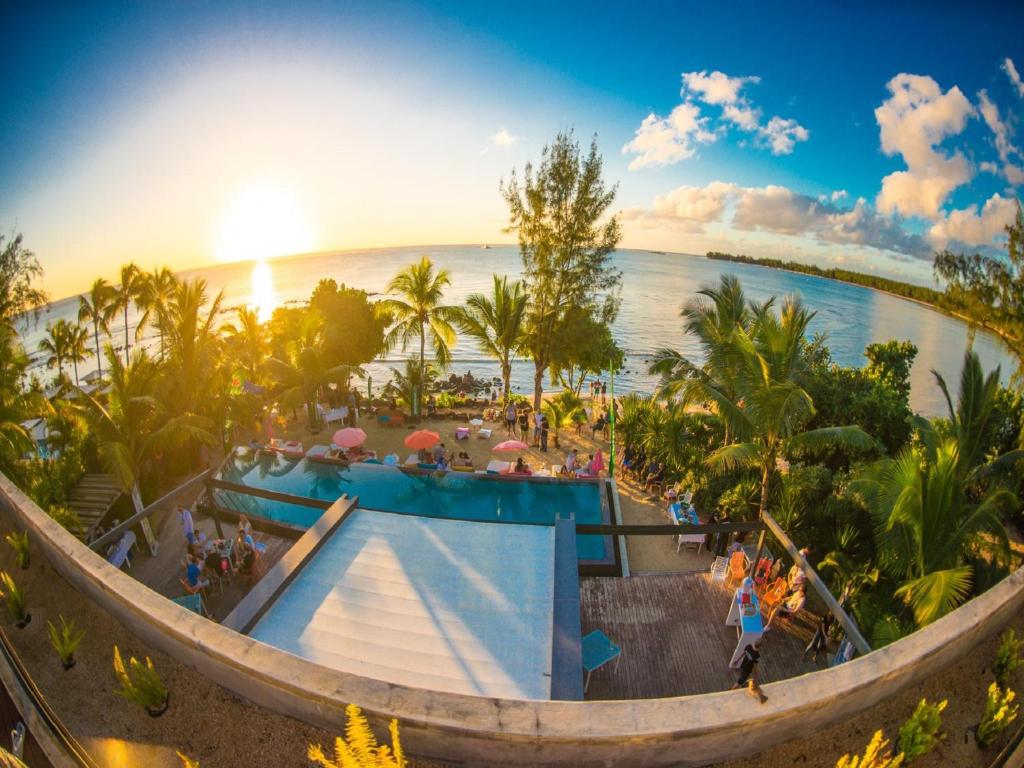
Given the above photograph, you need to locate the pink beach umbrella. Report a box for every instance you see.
[333,427,367,449]
[493,439,529,452]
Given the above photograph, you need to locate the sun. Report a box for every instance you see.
[214,184,315,263]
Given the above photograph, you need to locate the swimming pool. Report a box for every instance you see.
[213,452,611,561]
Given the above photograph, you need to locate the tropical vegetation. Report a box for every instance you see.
[308,704,406,768]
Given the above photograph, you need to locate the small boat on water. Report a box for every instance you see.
[481,244,492,249]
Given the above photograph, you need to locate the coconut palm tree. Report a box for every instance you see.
[379,256,457,416]
[162,278,225,416]
[136,267,178,361]
[222,306,268,383]
[703,296,876,563]
[453,275,527,407]
[77,278,113,378]
[65,323,92,387]
[78,347,214,517]
[649,274,753,408]
[110,263,145,363]
[38,320,71,384]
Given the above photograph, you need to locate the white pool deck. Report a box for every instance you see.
[249,508,557,699]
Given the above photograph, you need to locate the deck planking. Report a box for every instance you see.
[127,509,295,622]
[579,572,827,700]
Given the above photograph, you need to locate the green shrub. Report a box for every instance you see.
[0,572,28,626]
[113,645,169,713]
[47,615,85,669]
[897,698,946,763]
[977,682,1019,748]
[835,730,904,768]
[4,531,28,569]
[994,629,1024,689]
[308,703,405,768]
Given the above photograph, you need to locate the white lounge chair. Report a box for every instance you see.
[107,530,137,570]
[324,407,348,424]
[477,428,492,439]
[485,459,511,474]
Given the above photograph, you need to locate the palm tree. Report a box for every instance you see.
[851,440,1015,627]
[223,306,268,383]
[0,327,52,476]
[649,274,753,408]
[162,278,225,416]
[110,263,145,363]
[38,320,72,384]
[65,324,92,387]
[136,267,178,361]
[849,350,1024,628]
[454,275,527,406]
[702,296,876,567]
[265,331,361,430]
[78,278,114,378]
[78,347,214,517]
[379,256,457,416]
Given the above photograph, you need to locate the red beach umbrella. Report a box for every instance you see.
[333,428,367,449]
[404,429,441,450]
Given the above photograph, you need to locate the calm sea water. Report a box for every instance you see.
[19,245,1017,416]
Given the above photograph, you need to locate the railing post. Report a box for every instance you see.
[204,474,224,539]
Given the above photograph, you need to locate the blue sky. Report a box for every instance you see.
[2,1,1022,297]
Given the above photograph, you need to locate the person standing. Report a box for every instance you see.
[178,504,195,547]
[540,413,549,452]
[731,641,761,688]
[518,408,529,441]
[533,409,543,447]
[803,612,834,663]
[505,401,518,435]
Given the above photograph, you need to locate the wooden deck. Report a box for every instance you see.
[128,508,296,623]
[580,572,828,700]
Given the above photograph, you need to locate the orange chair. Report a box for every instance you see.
[761,579,788,613]
[727,550,747,584]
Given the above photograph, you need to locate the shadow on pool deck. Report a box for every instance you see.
[580,572,827,700]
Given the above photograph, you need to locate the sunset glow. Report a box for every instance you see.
[215,185,314,265]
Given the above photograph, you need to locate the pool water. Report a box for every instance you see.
[214,452,610,561]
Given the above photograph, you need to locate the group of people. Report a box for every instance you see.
[502,403,553,452]
[179,505,262,595]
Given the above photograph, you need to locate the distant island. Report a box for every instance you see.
[705,251,944,307]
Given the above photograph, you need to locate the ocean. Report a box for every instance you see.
[17,245,1017,417]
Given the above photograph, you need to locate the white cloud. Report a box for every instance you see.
[980,161,1000,174]
[621,102,715,169]
[1004,58,1024,98]
[623,69,808,169]
[831,190,848,202]
[977,89,1024,184]
[874,73,974,220]
[682,70,760,105]
[490,128,519,148]
[625,180,931,258]
[928,193,1019,248]
[758,116,810,155]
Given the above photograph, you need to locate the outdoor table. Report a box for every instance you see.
[725,588,764,667]
[671,503,705,554]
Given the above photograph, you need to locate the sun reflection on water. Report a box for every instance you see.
[250,260,277,322]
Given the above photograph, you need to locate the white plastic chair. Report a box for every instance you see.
[710,555,729,582]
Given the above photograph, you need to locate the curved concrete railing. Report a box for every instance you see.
[2,472,1023,767]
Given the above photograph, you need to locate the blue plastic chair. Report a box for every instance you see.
[172,593,207,617]
[581,629,621,692]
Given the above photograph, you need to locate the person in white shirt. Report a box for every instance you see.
[564,449,578,474]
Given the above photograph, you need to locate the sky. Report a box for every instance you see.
[1,1,1023,299]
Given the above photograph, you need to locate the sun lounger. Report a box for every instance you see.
[306,445,330,459]
[107,530,137,570]
[269,439,304,458]
[485,459,511,474]
[455,427,470,440]
[476,428,492,439]
[405,453,419,466]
